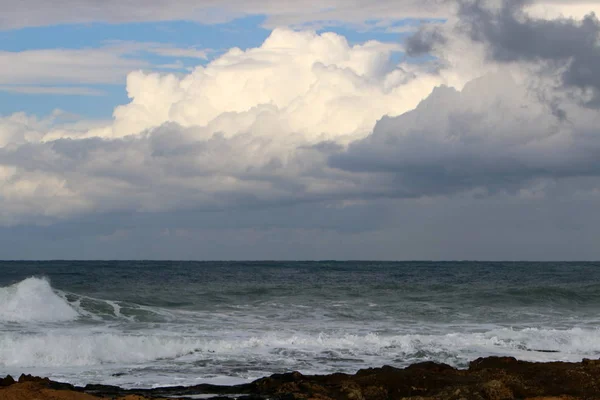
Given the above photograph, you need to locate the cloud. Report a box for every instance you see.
[525,1,600,20]
[147,47,209,60]
[0,47,146,86]
[405,24,447,56]
[2,18,600,260]
[0,85,105,96]
[0,42,211,92]
[407,0,600,106]
[332,71,600,197]
[97,29,442,141]
[0,0,452,30]
[3,0,599,31]
[0,29,450,225]
[3,27,600,228]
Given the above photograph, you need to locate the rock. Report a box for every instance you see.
[406,361,455,373]
[581,358,600,366]
[362,385,387,400]
[5,356,600,399]
[480,380,513,400]
[0,375,15,387]
[18,374,51,384]
[340,381,364,400]
[469,357,519,371]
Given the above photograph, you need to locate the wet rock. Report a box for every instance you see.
[469,357,519,371]
[5,357,600,399]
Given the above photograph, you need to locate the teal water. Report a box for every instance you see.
[0,261,599,388]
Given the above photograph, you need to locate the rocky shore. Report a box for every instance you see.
[3,356,600,400]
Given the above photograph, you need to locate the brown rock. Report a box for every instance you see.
[480,380,513,400]
[362,385,388,400]
[340,381,364,400]
[0,382,98,400]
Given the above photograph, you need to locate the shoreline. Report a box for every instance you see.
[2,356,600,400]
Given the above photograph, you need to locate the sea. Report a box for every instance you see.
[1,261,599,389]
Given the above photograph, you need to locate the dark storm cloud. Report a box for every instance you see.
[403,0,600,104]
[329,73,600,196]
[459,0,600,106]
[405,25,447,56]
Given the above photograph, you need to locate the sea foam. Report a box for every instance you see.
[1,327,599,369]
[0,277,79,323]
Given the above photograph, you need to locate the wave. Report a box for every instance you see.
[1,327,599,368]
[0,277,79,323]
[0,277,191,324]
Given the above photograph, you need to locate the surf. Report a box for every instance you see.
[0,277,79,323]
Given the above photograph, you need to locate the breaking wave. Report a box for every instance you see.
[0,277,79,323]
[1,328,599,369]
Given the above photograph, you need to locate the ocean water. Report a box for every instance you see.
[1,261,600,388]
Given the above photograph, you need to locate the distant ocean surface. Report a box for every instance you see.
[1,261,600,388]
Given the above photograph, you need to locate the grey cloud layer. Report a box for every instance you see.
[333,72,600,196]
[0,0,449,30]
[3,71,600,227]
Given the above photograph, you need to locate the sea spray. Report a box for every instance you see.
[0,277,79,323]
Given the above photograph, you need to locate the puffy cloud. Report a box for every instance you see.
[108,30,409,140]
[1,29,449,225]
[331,71,600,196]
[526,1,600,20]
[79,28,460,143]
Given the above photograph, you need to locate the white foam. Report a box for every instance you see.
[1,327,599,369]
[0,277,79,323]
[0,332,202,367]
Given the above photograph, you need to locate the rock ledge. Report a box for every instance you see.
[2,357,600,400]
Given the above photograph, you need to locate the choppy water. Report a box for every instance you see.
[1,261,599,388]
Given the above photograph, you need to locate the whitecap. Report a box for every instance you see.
[0,277,79,323]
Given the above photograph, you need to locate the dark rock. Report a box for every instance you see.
[83,383,123,395]
[6,357,600,399]
[480,380,513,400]
[18,374,51,384]
[469,357,519,371]
[406,361,455,372]
[0,375,15,387]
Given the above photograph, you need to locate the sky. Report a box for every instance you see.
[2,0,600,260]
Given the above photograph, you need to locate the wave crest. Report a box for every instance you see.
[0,277,79,323]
